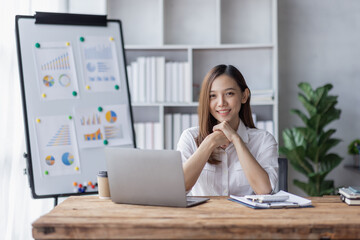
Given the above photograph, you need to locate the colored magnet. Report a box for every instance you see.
[114,85,119,90]
[91,185,95,189]
[73,182,77,186]
[41,93,46,98]
[109,37,114,41]
[80,37,85,42]
[36,118,41,123]
[98,106,103,112]
[72,91,77,97]
[35,43,40,48]
[68,115,72,120]
[88,181,92,186]
[66,42,70,46]
[86,85,91,90]
[78,184,83,188]
[75,166,79,171]
[44,170,49,175]
[103,139,108,145]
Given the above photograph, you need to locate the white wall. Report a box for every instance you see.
[278,0,360,195]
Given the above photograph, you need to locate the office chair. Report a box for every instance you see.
[278,158,288,191]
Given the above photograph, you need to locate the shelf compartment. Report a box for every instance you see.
[164,0,217,45]
[125,49,188,64]
[192,48,273,100]
[107,0,162,45]
[132,106,160,123]
[221,0,273,44]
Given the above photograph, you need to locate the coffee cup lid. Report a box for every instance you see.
[98,171,108,177]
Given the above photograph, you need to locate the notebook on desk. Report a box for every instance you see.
[105,147,209,208]
[229,191,313,209]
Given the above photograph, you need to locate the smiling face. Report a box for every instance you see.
[209,74,248,130]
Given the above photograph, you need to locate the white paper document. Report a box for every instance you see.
[230,191,312,209]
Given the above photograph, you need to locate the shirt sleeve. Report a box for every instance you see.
[176,129,197,195]
[256,132,279,193]
[176,129,196,164]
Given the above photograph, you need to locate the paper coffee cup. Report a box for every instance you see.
[97,171,111,199]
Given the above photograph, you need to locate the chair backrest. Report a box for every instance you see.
[278,158,288,192]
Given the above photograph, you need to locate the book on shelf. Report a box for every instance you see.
[145,122,153,150]
[127,56,189,103]
[165,63,172,102]
[137,57,146,102]
[153,122,162,150]
[145,57,152,102]
[181,114,191,133]
[173,113,182,149]
[130,61,138,102]
[164,113,199,149]
[251,90,274,102]
[191,114,198,127]
[164,114,173,150]
[256,120,274,136]
[156,57,165,102]
[134,122,162,150]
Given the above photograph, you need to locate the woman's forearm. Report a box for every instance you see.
[232,136,272,194]
[183,137,215,191]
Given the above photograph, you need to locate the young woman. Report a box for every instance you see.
[177,65,278,196]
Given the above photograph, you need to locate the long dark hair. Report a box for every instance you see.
[196,64,256,164]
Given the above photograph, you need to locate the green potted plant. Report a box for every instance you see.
[279,82,343,196]
[348,139,360,167]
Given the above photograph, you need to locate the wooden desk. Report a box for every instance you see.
[33,196,360,239]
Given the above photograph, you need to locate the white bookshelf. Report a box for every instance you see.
[105,0,278,149]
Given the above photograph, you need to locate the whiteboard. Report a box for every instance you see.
[16,13,135,198]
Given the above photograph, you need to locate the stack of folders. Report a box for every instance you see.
[339,187,360,205]
[229,191,312,209]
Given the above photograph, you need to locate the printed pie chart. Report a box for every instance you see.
[86,62,96,72]
[62,152,74,166]
[43,75,55,87]
[105,110,117,123]
[45,155,55,166]
[59,74,71,87]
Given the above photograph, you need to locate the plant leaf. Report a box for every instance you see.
[319,180,335,195]
[298,93,317,116]
[286,146,314,175]
[293,179,319,196]
[291,109,308,125]
[319,108,341,130]
[298,82,314,101]
[319,153,343,173]
[318,129,336,145]
[318,138,342,158]
[282,128,305,150]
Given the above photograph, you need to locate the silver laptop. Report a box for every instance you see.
[105,148,209,207]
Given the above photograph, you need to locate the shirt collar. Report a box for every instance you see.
[236,119,249,144]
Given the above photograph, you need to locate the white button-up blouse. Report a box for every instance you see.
[177,120,279,196]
